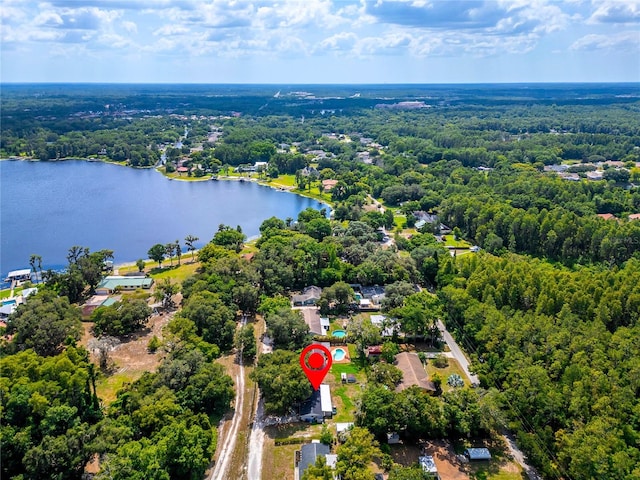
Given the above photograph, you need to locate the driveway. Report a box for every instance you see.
[436,320,479,386]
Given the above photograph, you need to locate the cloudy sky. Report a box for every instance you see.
[1,0,639,83]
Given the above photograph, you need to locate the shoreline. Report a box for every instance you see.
[1,155,333,211]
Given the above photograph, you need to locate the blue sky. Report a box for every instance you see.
[1,0,639,83]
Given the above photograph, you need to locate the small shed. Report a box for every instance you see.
[387,432,400,444]
[465,447,492,461]
[419,455,439,478]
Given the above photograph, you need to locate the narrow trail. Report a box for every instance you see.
[246,331,272,480]
[210,318,247,480]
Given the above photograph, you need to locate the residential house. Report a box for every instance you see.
[597,213,617,221]
[300,166,319,177]
[322,179,339,191]
[5,269,32,283]
[95,276,154,295]
[395,352,437,394]
[586,171,604,181]
[296,442,334,479]
[629,214,640,221]
[370,314,397,337]
[293,286,322,306]
[299,384,333,422]
[367,345,383,359]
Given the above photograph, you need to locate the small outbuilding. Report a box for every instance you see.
[465,447,492,461]
[419,455,439,478]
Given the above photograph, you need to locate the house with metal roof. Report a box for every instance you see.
[299,384,332,422]
[465,447,492,461]
[95,276,154,294]
[419,456,439,478]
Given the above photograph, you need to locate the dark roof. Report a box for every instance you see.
[299,443,330,477]
[300,389,323,418]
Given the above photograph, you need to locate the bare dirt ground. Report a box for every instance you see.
[80,308,175,403]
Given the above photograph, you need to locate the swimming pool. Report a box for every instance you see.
[2,299,16,306]
[332,330,346,338]
[333,348,347,361]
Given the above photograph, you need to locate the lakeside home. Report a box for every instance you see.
[95,276,153,295]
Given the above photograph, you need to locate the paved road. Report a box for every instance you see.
[436,319,479,386]
[437,320,541,479]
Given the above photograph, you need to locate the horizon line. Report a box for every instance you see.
[2,81,639,86]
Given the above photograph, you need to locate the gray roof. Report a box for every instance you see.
[300,389,323,418]
[465,447,492,460]
[299,442,330,477]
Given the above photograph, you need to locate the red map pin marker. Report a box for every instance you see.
[300,344,333,390]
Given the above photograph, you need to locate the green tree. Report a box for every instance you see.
[92,298,152,337]
[265,307,310,350]
[302,455,334,480]
[212,224,246,253]
[251,350,312,414]
[184,234,199,261]
[148,244,166,268]
[6,291,82,356]
[136,259,146,272]
[335,426,380,480]
[235,323,256,360]
[179,291,236,351]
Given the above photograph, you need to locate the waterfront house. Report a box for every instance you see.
[95,276,153,295]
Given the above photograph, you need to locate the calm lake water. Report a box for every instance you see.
[0,160,325,279]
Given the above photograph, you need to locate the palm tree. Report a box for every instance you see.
[185,235,199,261]
[29,254,42,283]
[175,240,182,266]
[164,243,175,266]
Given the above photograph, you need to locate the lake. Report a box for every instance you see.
[0,160,326,280]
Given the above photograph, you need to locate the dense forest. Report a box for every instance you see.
[1,84,639,479]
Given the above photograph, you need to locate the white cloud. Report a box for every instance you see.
[589,0,640,24]
[571,30,640,50]
[122,20,137,33]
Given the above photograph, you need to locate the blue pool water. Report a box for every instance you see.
[332,330,346,338]
[2,299,17,306]
[332,348,346,361]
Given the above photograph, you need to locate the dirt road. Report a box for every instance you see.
[210,320,247,480]
[246,330,272,480]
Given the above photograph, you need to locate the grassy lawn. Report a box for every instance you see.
[442,236,472,248]
[394,214,406,230]
[268,174,296,187]
[149,262,199,283]
[96,371,139,405]
[425,357,469,391]
[1,287,23,299]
